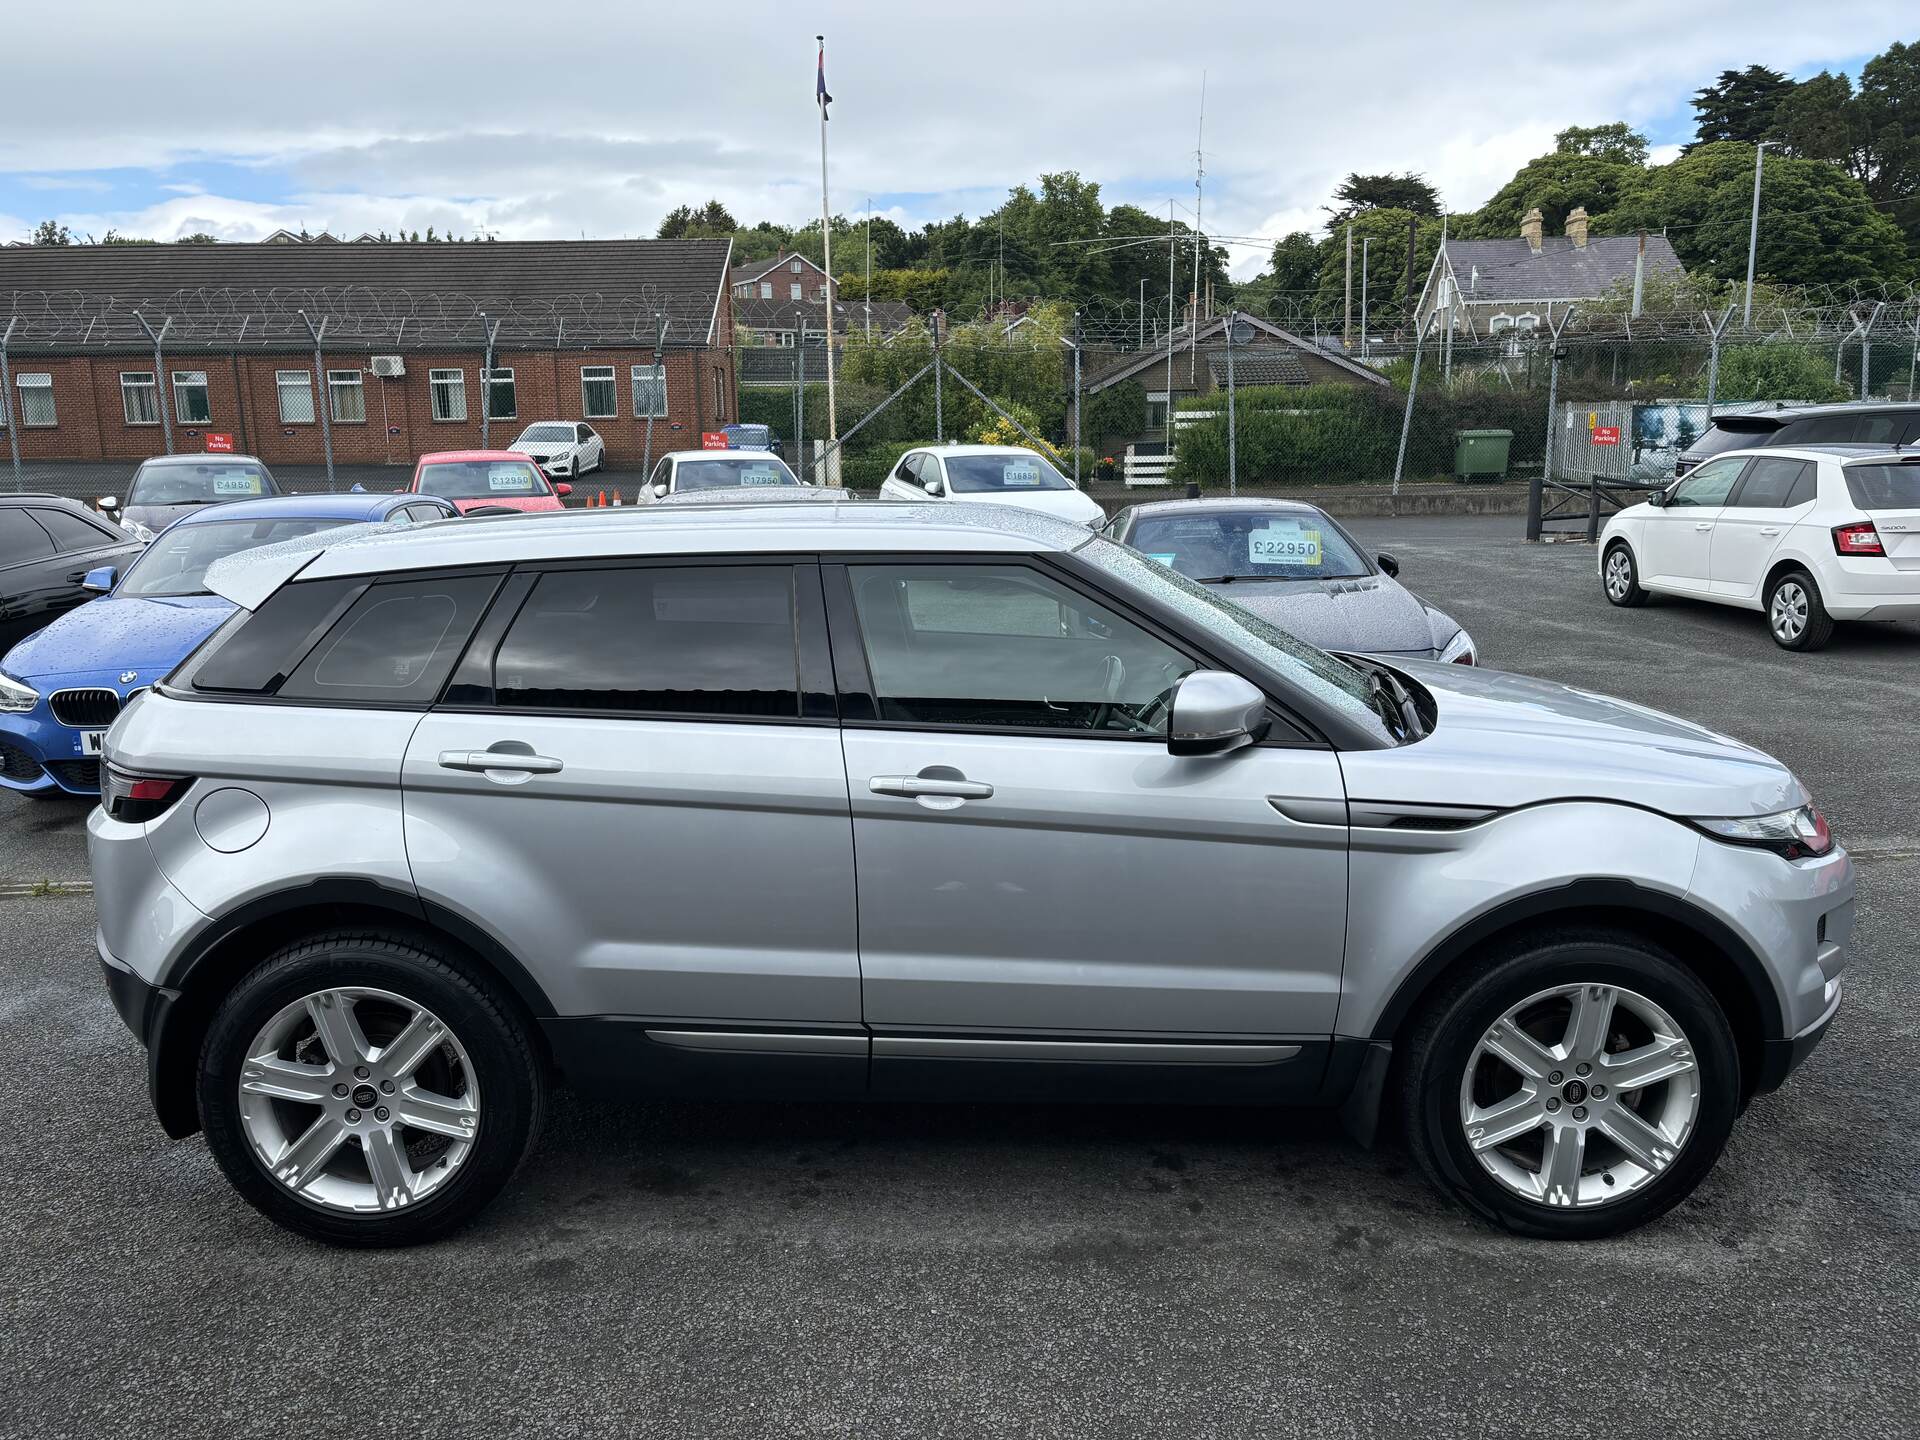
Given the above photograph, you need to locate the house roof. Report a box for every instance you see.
[0,238,735,352]
[1440,234,1683,305]
[1085,313,1388,394]
[730,252,826,287]
[1206,350,1310,387]
[734,296,914,335]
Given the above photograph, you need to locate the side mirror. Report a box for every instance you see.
[98,495,119,512]
[82,566,116,594]
[554,482,572,497]
[1647,489,1667,507]
[1167,671,1270,757]
[1376,552,1400,578]
[652,483,669,499]
[923,479,942,496]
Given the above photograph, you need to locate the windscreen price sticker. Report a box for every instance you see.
[212,473,261,495]
[1249,523,1321,566]
[1002,461,1041,488]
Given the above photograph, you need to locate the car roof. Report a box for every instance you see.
[515,420,585,429]
[1119,497,1325,520]
[204,501,1098,608]
[1709,400,1920,427]
[417,450,538,463]
[1708,444,1905,464]
[0,493,102,510]
[134,453,270,467]
[914,444,1052,457]
[167,493,426,526]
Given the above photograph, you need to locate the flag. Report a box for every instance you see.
[816,40,832,119]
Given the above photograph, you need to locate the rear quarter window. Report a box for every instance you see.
[277,574,504,704]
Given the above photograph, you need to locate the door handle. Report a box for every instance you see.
[1694,522,1713,531]
[869,775,994,800]
[1759,527,1781,536]
[438,749,563,775]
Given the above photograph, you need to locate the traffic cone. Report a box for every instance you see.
[611,488,622,506]
[598,489,607,508]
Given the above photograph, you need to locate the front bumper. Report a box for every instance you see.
[0,707,107,795]
[1756,975,1843,1091]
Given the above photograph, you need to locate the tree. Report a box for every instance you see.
[176,232,219,244]
[1554,123,1649,166]
[1461,149,1644,238]
[1311,208,1441,331]
[656,199,739,239]
[99,229,156,245]
[1690,65,1796,147]
[31,219,72,245]
[1714,344,1852,403]
[1325,172,1441,226]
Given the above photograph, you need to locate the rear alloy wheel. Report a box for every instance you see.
[200,933,543,1246]
[1602,544,1648,607]
[1402,933,1738,1239]
[1766,570,1835,651]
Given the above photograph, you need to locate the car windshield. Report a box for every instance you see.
[417,460,550,498]
[1844,462,1920,510]
[129,462,273,506]
[674,457,801,491]
[944,452,1073,494]
[1076,536,1395,744]
[116,518,348,598]
[517,425,575,444]
[1127,510,1371,582]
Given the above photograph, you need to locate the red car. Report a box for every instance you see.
[410,450,571,515]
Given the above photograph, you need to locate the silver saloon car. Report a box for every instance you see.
[90,503,1850,1246]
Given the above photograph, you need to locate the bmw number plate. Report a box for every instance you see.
[79,730,108,756]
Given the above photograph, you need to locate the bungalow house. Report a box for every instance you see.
[1414,207,1684,341]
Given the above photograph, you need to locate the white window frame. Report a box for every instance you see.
[482,366,516,422]
[790,283,802,301]
[580,365,617,420]
[171,370,210,425]
[429,368,467,422]
[759,280,772,299]
[630,363,666,419]
[120,370,160,426]
[276,369,316,424]
[1145,390,1170,429]
[1515,313,1541,331]
[16,373,55,427]
[327,368,366,423]
[1488,314,1514,333]
[791,259,803,274]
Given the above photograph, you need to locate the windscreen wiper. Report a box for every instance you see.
[1347,654,1426,740]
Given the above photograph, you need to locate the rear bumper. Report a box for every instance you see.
[100,930,199,1137]
[100,935,168,1044]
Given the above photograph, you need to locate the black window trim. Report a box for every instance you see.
[431,554,836,728]
[820,551,1325,749]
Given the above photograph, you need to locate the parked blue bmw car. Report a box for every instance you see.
[0,491,456,799]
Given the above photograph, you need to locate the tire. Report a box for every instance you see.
[199,930,544,1247]
[1400,929,1739,1240]
[1601,542,1649,607]
[1765,568,1835,651]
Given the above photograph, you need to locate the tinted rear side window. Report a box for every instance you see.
[182,578,366,693]
[491,565,800,718]
[279,574,503,704]
[30,508,120,552]
[1728,458,1812,509]
[1688,423,1767,460]
[0,510,55,566]
[1775,412,1904,445]
[1844,464,1920,511]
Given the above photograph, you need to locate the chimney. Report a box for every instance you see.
[1520,208,1543,253]
[1565,206,1590,249]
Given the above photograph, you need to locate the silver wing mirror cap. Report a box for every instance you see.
[1167,671,1270,757]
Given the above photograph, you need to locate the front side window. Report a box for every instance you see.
[328,369,365,423]
[415,460,549,499]
[129,460,271,505]
[581,366,616,419]
[847,563,1195,734]
[172,370,211,425]
[491,565,801,718]
[429,368,467,422]
[1667,458,1744,508]
[121,371,160,425]
[483,367,515,421]
[631,364,666,418]
[117,517,345,598]
[1727,457,1812,509]
[1125,508,1371,582]
[16,373,55,427]
[943,452,1073,495]
[276,369,316,424]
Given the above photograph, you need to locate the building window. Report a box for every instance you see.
[815,285,829,301]
[760,281,772,299]
[631,363,666,418]
[328,369,366,423]
[429,368,467,421]
[277,370,316,424]
[483,367,516,421]
[790,283,802,301]
[712,366,727,420]
[16,374,55,427]
[1145,390,1170,430]
[581,365,616,419]
[172,370,210,424]
[790,259,802,274]
[121,371,160,425]
[1515,313,1541,331]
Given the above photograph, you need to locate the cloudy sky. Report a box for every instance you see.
[1,1,1910,276]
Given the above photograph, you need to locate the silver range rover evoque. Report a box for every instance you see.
[88,501,1853,1245]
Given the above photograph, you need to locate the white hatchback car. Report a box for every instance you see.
[1599,446,1920,650]
[880,445,1105,527]
[640,449,807,502]
[509,422,604,479]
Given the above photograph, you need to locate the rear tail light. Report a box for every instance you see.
[102,766,190,823]
[1832,521,1885,557]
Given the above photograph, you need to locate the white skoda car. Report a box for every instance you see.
[879,445,1105,527]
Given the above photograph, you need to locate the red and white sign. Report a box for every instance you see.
[701,431,730,450]
[204,432,235,452]
[1591,425,1621,447]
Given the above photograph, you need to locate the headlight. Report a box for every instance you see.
[124,520,155,542]
[0,672,40,714]
[1693,803,1832,860]
[1437,628,1476,665]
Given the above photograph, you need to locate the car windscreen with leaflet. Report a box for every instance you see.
[1844,463,1920,510]
[417,461,547,498]
[676,458,800,491]
[130,463,270,504]
[945,454,1073,493]
[1127,511,1370,581]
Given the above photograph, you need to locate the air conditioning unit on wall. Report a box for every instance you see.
[370,355,406,378]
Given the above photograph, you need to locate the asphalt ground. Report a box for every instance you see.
[3,514,1917,1438]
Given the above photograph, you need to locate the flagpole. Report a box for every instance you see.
[817,33,839,485]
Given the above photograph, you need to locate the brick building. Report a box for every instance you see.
[0,238,738,470]
[729,249,830,303]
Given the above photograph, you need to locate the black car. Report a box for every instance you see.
[1676,401,1920,476]
[1103,498,1477,663]
[0,496,144,655]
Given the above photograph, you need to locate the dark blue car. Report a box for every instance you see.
[0,491,456,798]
